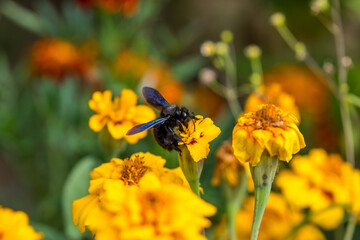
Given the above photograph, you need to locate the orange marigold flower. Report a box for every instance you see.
[232,104,305,166]
[0,206,43,240]
[178,115,221,162]
[236,193,325,240]
[144,66,184,104]
[72,152,189,234]
[92,0,140,17]
[276,149,359,230]
[74,173,216,240]
[113,50,149,81]
[244,83,300,120]
[88,89,156,143]
[30,38,94,81]
[211,141,253,190]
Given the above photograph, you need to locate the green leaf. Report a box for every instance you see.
[31,222,66,240]
[0,1,47,35]
[62,156,99,239]
[172,56,205,82]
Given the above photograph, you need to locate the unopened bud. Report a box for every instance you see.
[221,30,234,43]
[216,42,229,56]
[323,61,334,74]
[341,56,353,68]
[310,0,329,15]
[244,44,262,59]
[200,41,216,57]
[199,68,216,85]
[270,12,286,27]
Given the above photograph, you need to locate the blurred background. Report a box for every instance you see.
[1,0,360,239]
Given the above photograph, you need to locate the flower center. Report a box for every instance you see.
[246,105,284,129]
[120,155,148,186]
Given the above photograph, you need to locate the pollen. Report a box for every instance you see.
[120,155,149,186]
[246,104,285,130]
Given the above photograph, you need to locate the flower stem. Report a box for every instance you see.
[224,174,248,240]
[344,214,357,240]
[249,154,278,240]
[178,146,203,197]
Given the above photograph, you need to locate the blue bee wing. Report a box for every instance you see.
[142,87,169,109]
[126,117,169,135]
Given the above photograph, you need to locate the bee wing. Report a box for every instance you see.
[126,117,169,135]
[142,87,169,109]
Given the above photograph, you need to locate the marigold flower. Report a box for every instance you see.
[89,89,155,143]
[0,206,43,240]
[276,149,359,229]
[211,141,252,188]
[178,116,221,163]
[30,38,94,81]
[87,0,140,17]
[232,104,305,166]
[244,83,300,120]
[144,66,184,104]
[73,152,189,233]
[236,193,325,240]
[114,50,149,81]
[74,173,216,240]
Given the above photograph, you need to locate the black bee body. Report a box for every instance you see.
[153,105,194,151]
[126,87,196,152]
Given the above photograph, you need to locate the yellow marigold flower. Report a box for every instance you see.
[114,50,149,81]
[232,104,305,166]
[75,173,216,240]
[275,149,359,229]
[0,206,43,240]
[178,116,221,162]
[211,141,253,189]
[294,224,326,240]
[236,193,324,240]
[30,38,94,81]
[89,89,155,143]
[72,152,189,233]
[244,83,300,120]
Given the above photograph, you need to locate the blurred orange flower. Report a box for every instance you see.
[276,149,360,229]
[143,65,184,104]
[244,83,300,120]
[0,206,43,240]
[114,50,150,81]
[30,38,96,81]
[211,141,253,190]
[89,89,156,143]
[79,0,140,17]
[236,193,325,240]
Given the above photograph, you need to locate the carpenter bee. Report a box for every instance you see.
[126,87,196,151]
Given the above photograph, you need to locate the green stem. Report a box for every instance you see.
[331,0,355,166]
[344,214,357,240]
[249,154,278,240]
[223,54,242,119]
[250,186,272,240]
[274,23,337,94]
[178,146,203,197]
[189,179,200,196]
[224,174,248,240]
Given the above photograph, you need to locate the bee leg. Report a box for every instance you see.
[166,125,183,142]
[175,119,185,132]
